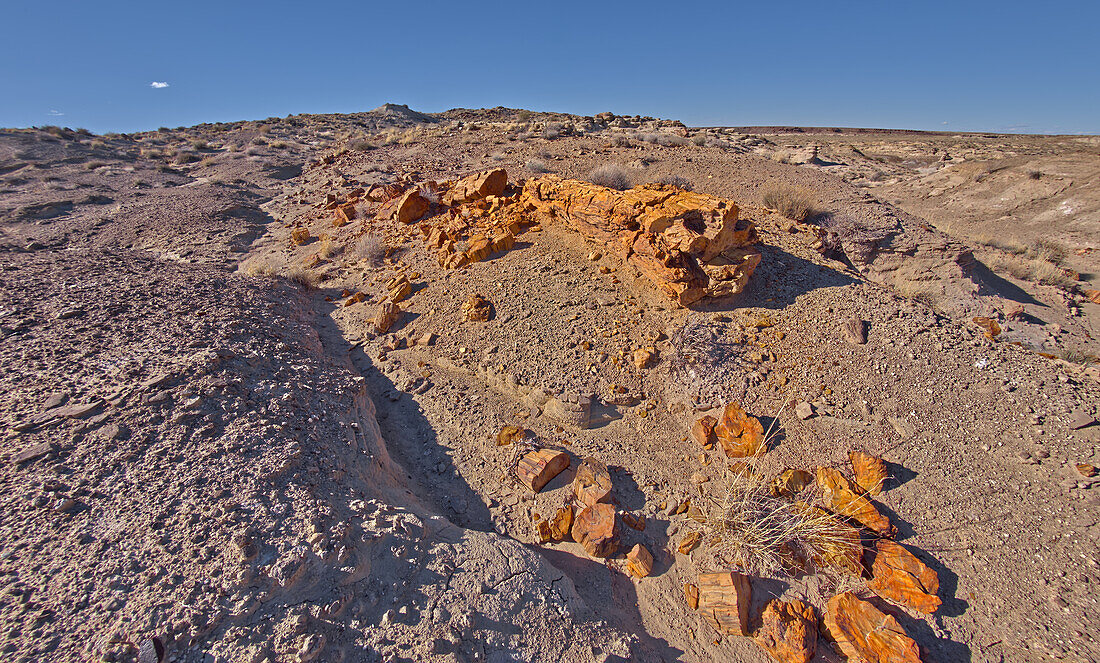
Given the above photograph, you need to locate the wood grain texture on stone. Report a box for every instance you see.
[868,540,941,614]
[697,571,752,636]
[816,466,895,537]
[754,599,817,663]
[849,450,888,496]
[690,415,717,448]
[572,457,612,506]
[824,592,921,663]
[625,544,653,578]
[571,502,619,557]
[516,449,570,492]
[714,402,765,458]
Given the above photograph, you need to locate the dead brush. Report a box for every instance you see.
[690,410,868,579]
[761,184,818,221]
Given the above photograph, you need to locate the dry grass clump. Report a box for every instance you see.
[354,233,387,266]
[693,435,862,578]
[244,262,277,278]
[895,280,941,308]
[986,253,1075,288]
[609,135,633,148]
[587,164,631,191]
[541,122,563,140]
[286,268,321,289]
[318,237,340,260]
[526,159,551,173]
[761,184,819,221]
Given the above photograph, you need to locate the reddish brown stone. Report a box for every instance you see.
[868,540,941,614]
[571,503,619,558]
[816,467,895,537]
[690,415,717,449]
[714,402,765,458]
[849,450,888,496]
[371,301,400,333]
[770,469,813,498]
[462,294,493,322]
[291,227,310,245]
[697,571,752,636]
[516,449,570,492]
[572,457,612,506]
[444,168,508,206]
[824,592,921,663]
[754,599,817,663]
[625,544,653,578]
[394,189,430,224]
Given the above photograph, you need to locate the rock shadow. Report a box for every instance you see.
[969,259,1046,307]
[694,245,858,313]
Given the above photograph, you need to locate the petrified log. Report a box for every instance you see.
[849,449,888,495]
[625,544,653,578]
[371,301,401,334]
[444,168,508,206]
[516,449,570,492]
[572,457,612,506]
[520,177,760,305]
[697,571,752,636]
[754,599,817,663]
[824,592,921,663]
[462,294,493,322]
[714,402,764,458]
[571,503,618,557]
[868,540,941,614]
[816,467,895,537]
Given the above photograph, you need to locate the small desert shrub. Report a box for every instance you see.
[190,139,209,150]
[251,136,267,146]
[175,152,200,165]
[1033,238,1067,266]
[640,133,659,144]
[610,135,633,148]
[318,237,340,260]
[692,133,708,146]
[587,164,631,191]
[201,157,217,167]
[895,281,941,308]
[655,174,693,191]
[90,139,107,149]
[245,262,277,278]
[657,134,688,147]
[245,147,263,156]
[270,140,288,149]
[418,183,441,205]
[84,161,107,171]
[516,110,532,121]
[286,268,320,289]
[541,122,562,140]
[1026,169,1042,180]
[526,159,551,173]
[761,184,818,221]
[818,214,886,262]
[349,138,374,151]
[354,233,386,266]
[490,152,506,162]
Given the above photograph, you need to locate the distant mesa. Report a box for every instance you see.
[368,103,433,123]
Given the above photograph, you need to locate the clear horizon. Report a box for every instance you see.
[2,0,1098,136]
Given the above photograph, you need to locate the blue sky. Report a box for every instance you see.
[2,0,1097,134]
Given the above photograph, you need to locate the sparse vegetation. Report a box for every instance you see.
[354,233,386,266]
[587,164,631,191]
[541,122,562,140]
[692,133,708,147]
[245,262,278,278]
[270,140,288,149]
[190,139,209,151]
[610,135,633,148]
[985,253,1076,288]
[286,268,320,289]
[762,184,819,221]
[526,159,551,173]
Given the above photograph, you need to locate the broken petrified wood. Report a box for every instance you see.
[625,544,654,578]
[462,294,493,321]
[371,301,401,334]
[684,583,700,610]
[690,415,717,449]
[714,402,765,458]
[868,539,941,614]
[697,571,752,636]
[816,466,895,537]
[754,599,817,663]
[521,176,760,305]
[516,449,570,492]
[443,168,508,206]
[844,316,867,344]
[571,502,619,557]
[770,469,813,498]
[572,457,612,506]
[824,592,921,663]
[849,449,888,495]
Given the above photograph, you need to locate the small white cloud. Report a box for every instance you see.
[941,121,949,125]
[150,81,169,89]
[48,109,64,116]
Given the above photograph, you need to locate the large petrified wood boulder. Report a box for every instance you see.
[572,457,612,506]
[754,598,817,663]
[697,571,752,636]
[521,177,760,305]
[823,592,921,663]
[868,540,941,614]
[571,503,619,557]
[816,467,895,537]
[714,402,765,458]
[444,168,508,206]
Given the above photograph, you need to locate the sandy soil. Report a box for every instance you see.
[0,107,1097,663]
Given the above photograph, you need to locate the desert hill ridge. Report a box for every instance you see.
[0,106,1098,662]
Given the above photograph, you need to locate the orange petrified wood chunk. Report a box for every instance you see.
[571,503,619,558]
[849,449,888,496]
[697,571,752,636]
[572,457,612,506]
[714,402,765,458]
[516,449,570,492]
[824,592,921,663]
[816,467,895,537]
[754,599,817,663]
[868,540,942,614]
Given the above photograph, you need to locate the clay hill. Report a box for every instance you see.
[0,106,1098,663]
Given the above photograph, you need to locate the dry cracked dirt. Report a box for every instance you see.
[1,106,1098,663]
